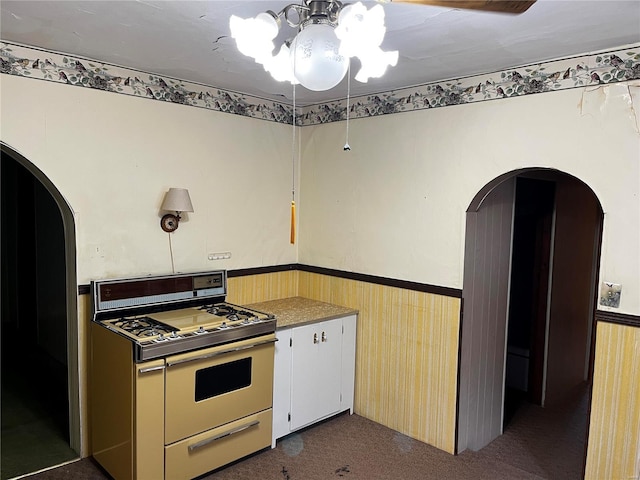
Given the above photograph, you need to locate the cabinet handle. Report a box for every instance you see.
[187,420,260,452]
[321,331,327,342]
[313,333,319,344]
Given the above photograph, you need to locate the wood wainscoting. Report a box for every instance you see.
[80,267,640,473]
[226,269,299,305]
[78,267,467,455]
[584,319,640,480]
[228,266,462,454]
[297,270,461,454]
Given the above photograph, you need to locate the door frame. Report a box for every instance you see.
[1,142,81,455]
[457,167,603,454]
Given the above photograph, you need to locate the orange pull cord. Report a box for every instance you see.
[290,200,296,244]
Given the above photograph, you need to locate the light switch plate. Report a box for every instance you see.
[599,282,621,308]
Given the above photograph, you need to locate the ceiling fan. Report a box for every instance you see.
[391,0,536,15]
[229,0,537,91]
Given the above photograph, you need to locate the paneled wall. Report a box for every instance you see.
[80,269,639,470]
[80,269,460,455]
[226,270,298,305]
[585,321,640,480]
[298,271,461,454]
[230,269,462,453]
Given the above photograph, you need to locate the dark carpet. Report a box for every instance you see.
[20,386,588,480]
[1,348,78,480]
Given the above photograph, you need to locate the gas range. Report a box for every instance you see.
[91,270,275,362]
[90,270,277,480]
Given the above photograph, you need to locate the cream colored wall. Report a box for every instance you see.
[0,74,297,284]
[3,72,637,312]
[299,84,640,315]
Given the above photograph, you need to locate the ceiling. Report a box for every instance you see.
[1,0,639,106]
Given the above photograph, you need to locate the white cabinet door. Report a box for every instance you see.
[272,328,292,447]
[290,318,343,430]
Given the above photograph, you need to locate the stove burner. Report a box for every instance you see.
[115,316,178,338]
[199,304,264,324]
[201,304,237,316]
[119,319,144,330]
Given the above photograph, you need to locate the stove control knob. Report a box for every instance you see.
[197,326,206,334]
[220,322,227,329]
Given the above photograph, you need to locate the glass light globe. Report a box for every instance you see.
[290,23,349,91]
[230,13,278,64]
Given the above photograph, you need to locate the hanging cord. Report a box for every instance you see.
[290,81,296,244]
[168,232,175,274]
[344,61,351,151]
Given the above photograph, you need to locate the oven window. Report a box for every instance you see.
[195,357,252,402]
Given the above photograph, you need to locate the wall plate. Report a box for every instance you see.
[599,282,621,308]
[208,252,231,261]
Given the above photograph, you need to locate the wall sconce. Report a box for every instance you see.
[160,188,194,233]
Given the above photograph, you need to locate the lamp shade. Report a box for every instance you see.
[161,188,194,213]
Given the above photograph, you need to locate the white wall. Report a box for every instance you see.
[1,74,297,284]
[2,74,639,315]
[300,85,640,315]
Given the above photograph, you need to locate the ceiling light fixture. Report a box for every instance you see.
[230,0,399,92]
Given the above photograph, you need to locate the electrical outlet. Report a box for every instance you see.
[208,252,231,261]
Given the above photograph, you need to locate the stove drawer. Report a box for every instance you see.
[164,334,275,444]
[165,408,272,480]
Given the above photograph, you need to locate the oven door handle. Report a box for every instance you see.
[166,338,277,367]
[188,420,260,452]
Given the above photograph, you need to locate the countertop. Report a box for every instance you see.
[246,296,358,329]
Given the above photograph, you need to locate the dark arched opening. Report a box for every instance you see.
[1,143,80,478]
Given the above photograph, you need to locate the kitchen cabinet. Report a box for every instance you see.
[272,314,357,446]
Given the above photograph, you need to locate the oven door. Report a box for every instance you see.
[164,333,276,445]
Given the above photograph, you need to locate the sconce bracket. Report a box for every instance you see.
[160,213,180,233]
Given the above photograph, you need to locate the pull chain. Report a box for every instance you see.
[344,61,351,152]
[290,82,296,244]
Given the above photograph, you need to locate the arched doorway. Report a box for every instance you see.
[1,144,80,478]
[457,168,602,474]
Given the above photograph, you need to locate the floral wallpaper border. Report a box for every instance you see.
[2,41,639,126]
